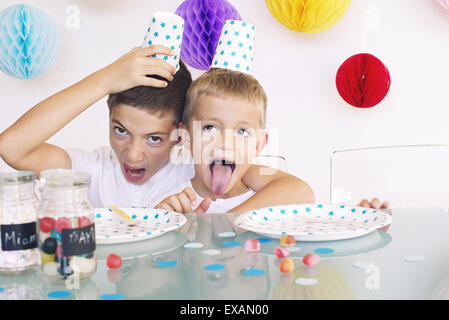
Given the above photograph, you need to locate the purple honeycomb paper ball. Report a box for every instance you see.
[175,0,241,70]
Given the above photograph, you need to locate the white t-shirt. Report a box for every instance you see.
[65,146,195,208]
[155,180,256,214]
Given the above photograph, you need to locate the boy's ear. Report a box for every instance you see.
[256,130,269,154]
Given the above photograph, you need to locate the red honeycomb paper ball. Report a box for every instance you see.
[336,53,391,108]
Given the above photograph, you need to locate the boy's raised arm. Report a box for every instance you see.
[230,165,315,213]
[0,46,176,177]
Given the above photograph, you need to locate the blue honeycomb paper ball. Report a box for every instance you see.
[0,4,61,79]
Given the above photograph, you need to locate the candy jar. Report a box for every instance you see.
[38,169,96,284]
[0,171,40,275]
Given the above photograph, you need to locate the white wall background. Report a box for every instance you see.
[1,0,449,203]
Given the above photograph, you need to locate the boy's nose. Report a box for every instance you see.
[221,129,236,150]
[126,140,145,164]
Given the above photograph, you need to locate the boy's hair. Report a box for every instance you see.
[183,68,267,128]
[107,60,192,125]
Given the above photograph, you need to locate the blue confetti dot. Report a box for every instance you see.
[0,287,4,293]
[101,294,125,300]
[156,260,177,268]
[243,268,266,277]
[48,291,71,299]
[204,264,225,271]
[221,241,240,247]
[315,248,334,254]
[257,238,271,243]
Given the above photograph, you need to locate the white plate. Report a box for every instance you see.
[94,208,187,244]
[234,204,392,241]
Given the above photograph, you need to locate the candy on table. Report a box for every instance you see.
[303,253,320,267]
[55,217,72,233]
[107,254,122,269]
[77,216,92,228]
[274,246,290,258]
[41,252,55,265]
[70,256,96,274]
[43,262,59,277]
[50,229,62,242]
[39,217,56,233]
[280,234,296,247]
[56,244,63,258]
[280,258,294,274]
[58,257,73,277]
[41,237,57,254]
[243,239,261,252]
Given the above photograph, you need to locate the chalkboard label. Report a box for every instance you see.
[1,222,38,251]
[62,224,96,256]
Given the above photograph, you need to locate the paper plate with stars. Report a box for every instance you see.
[94,207,187,244]
[234,204,392,241]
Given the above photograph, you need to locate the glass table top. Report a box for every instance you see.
[1,207,449,300]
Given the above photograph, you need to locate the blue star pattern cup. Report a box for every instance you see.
[142,11,185,72]
[211,20,255,74]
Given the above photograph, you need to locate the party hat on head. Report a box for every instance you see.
[211,19,255,74]
[142,11,185,71]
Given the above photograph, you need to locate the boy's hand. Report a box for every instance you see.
[358,197,390,210]
[358,198,392,232]
[96,46,176,94]
[155,187,212,214]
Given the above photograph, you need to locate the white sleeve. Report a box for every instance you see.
[64,147,106,176]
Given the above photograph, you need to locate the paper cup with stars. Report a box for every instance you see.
[211,19,255,74]
[142,11,184,71]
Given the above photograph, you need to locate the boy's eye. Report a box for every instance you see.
[147,136,163,144]
[113,126,128,136]
[203,125,219,134]
[236,128,250,137]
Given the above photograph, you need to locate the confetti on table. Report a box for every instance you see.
[221,241,241,247]
[0,287,4,293]
[404,256,426,262]
[257,238,271,243]
[242,268,266,276]
[217,231,236,238]
[295,278,319,286]
[156,260,178,268]
[184,242,204,249]
[204,264,225,271]
[48,291,71,299]
[202,249,221,256]
[314,248,334,254]
[101,293,125,300]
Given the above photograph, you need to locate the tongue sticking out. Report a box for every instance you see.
[210,163,233,195]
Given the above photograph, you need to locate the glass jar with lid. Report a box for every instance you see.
[0,171,40,275]
[38,169,96,284]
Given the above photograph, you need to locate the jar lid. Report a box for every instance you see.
[0,171,36,185]
[39,169,90,188]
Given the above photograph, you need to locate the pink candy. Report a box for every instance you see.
[243,239,261,252]
[274,246,290,258]
[303,253,320,267]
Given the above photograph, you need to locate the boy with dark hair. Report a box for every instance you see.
[0,46,314,211]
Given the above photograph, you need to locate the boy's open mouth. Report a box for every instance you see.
[124,163,146,182]
[209,159,236,195]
